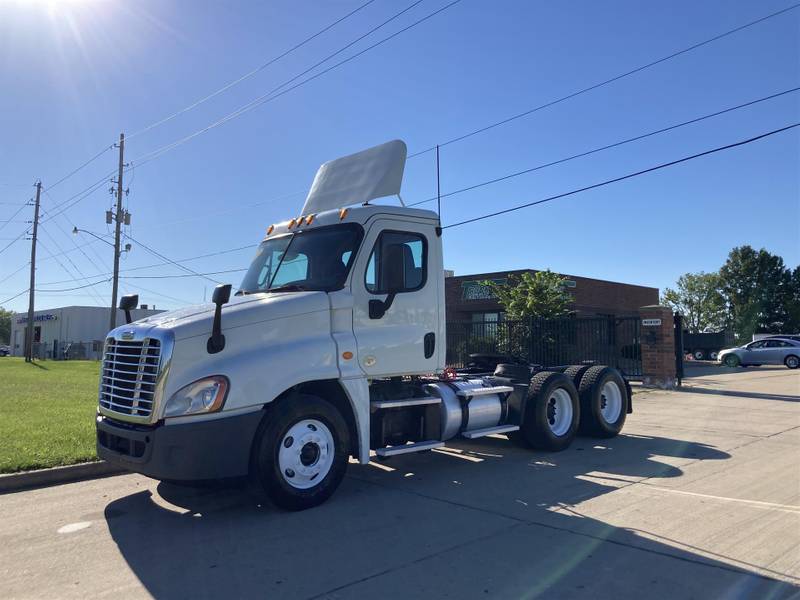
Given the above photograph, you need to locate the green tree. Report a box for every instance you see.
[482,270,572,320]
[0,307,12,345]
[718,245,796,340]
[661,272,725,333]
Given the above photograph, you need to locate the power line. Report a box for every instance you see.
[35,278,112,293]
[127,0,379,140]
[130,0,463,167]
[47,145,115,192]
[443,123,800,229]
[0,288,28,305]
[124,233,223,284]
[0,199,30,234]
[122,268,246,280]
[0,262,29,286]
[36,243,255,285]
[409,86,800,207]
[38,226,107,306]
[408,2,800,158]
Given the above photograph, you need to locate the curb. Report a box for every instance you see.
[0,461,126,494]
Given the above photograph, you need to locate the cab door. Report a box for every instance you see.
[351,219,441,377]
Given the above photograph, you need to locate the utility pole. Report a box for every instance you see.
[109,132,124,332]
[24,181,42,363]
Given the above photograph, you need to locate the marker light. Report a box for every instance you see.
[306,214,315,225]
[288,218,296,229]
[339,208,348,220]
[267,225,275,235]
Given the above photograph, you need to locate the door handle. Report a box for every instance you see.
[424,332,435,358]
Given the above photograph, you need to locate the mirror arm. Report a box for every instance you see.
[369,291,397,320]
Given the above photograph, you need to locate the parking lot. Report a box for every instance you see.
[0,366,797,599]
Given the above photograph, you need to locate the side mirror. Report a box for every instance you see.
[207,284,232,354]
[212,284,232,305]
[119,294,139,324]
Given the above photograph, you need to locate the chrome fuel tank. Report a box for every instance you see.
[424,380,503,440]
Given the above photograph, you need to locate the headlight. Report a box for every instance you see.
[164,376,228,418]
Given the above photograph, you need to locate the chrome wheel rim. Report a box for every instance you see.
[599,380,622,424]
[278,419,334,489]
[546,388,573,437]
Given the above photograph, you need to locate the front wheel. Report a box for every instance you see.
[723,354,740,368]
[252,394,350,511]
[693,349,705,361]
[785,355,800,369]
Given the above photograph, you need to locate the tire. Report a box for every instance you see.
[709,351,719,360]
[785,355,800,369]
[511,371,579,451]
[723,354,740,368]
[578,366,628,438]
[693,349,705,360]
[563,364,592,389]
[252,394,350,511]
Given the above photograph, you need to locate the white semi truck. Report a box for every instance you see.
[96,140,631,510]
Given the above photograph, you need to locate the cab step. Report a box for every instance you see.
[462,424,520,439]
[375,440,444,457]
[456,386,514,398]
[370,396,441,409]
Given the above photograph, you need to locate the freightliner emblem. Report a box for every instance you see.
[121,330,135,340]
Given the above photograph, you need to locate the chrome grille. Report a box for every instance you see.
[99,338,161,418]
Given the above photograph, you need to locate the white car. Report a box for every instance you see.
[718,338,800,369]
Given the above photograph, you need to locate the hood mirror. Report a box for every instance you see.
[119,294,139,325]
[207,284,232,354]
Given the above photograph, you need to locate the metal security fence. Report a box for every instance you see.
[446,316,642,377]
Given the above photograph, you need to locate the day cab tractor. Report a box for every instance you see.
[96,140,632,511]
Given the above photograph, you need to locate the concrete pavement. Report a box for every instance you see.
[1,366,798,599]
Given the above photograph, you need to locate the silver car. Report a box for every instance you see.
[718,338,800,369]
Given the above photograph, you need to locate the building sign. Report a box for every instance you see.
[642,318,662,327]
[16,314,58,324]
[461,279,506,301]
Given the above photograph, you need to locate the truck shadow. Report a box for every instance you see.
[104,433,798,599]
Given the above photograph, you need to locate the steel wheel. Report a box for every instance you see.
[599,380,623,425]
[547,388,574,437]
[278,419,335,490]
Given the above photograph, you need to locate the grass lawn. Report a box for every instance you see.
[0,357,100,473]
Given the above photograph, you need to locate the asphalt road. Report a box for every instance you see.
[1,366,798,599]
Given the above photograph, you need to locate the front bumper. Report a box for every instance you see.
[96,410,263,482]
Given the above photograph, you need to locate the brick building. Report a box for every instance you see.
[446,269,658,322]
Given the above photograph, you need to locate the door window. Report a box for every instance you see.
[766,340,790,348]
[365,231,427,294]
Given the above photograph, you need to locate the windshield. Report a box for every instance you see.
[239,224,363,294]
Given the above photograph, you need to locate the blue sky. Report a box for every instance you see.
[0,0,798,313]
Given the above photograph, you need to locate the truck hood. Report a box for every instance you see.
[127,291,330,341]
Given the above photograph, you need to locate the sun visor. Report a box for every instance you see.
[301,139,407,215]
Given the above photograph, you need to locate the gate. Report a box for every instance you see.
[674,313,684,385]
[446,316,642,377]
